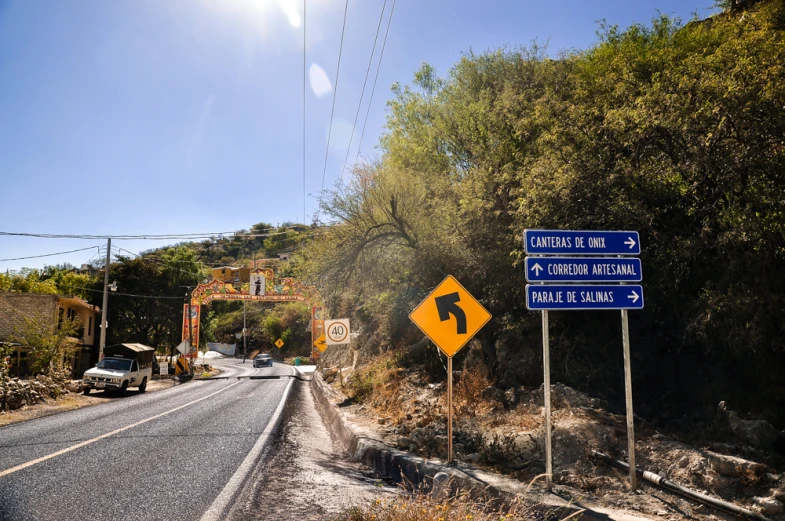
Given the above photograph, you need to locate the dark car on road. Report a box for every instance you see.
[253,353,273,368]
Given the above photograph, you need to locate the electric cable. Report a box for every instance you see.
[338,0,388,186]
[0,228,301,241]
[316,0,351,223]
[0,231,237,240]
[354,0,397,166]
[0,246,100,263]
[303,0,307,224]
[56,283,186,300]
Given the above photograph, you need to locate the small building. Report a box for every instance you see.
[75,264,101,277]
[211,266,251,286]
[0,292,100,378]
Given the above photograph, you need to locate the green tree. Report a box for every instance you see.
[303,0,785,421]
[9,316,82,375]
[105,247,202,353]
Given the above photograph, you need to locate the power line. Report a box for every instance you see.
[0,228,305,241]
[339,0,388,186]
[57,283,186,300]
[354,0,397,167]
[316,0,351,223]
[303,0,307,225]
[0,246,100,262]
[0,231,237,240]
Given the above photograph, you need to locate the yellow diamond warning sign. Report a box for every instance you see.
[313,334,328,352]
[409,275,491,358]
[275,339,284,349]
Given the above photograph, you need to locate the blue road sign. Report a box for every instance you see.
[524,230,641,255]
[525,257,642,283]
[526,284,644,310]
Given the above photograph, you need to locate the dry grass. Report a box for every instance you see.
[453,363,494,418]
[346,353,408,422]
[346,353,501,423]
[331,492,538,521]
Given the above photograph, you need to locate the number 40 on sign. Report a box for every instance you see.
[324,319,351,346]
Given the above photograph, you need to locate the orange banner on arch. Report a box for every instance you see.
[182,304,200,354]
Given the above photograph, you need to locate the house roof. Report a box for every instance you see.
[57,295,100,313]
[119,343,155,353]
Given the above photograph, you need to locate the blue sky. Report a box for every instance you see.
[0,0,717,271]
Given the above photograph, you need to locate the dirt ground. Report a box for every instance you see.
[0,376,179,428]
[0,359,224,429]
[322,360,785,521]
[227,378,399,521]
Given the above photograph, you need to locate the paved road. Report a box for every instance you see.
[0,359,294,521]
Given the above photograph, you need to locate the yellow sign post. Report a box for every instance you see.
[275,339,284,349]
[409,275,491,464]
[313,334,328,352]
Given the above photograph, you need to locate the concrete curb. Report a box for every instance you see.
[308,372,649,520]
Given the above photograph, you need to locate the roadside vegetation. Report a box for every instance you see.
[333,493,542,521]
[304,0,785,429]
[2,0,784,500]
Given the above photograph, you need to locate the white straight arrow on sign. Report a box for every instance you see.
[531,263,543,276]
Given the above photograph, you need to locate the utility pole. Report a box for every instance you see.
[99,238,111,362]
[242,300,247,363]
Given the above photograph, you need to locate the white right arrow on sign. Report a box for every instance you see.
[628,290,640,303]
[625,237,637,249]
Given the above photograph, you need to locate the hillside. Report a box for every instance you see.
[300,0,785,433]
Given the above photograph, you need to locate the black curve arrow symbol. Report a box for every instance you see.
[435,292,467,334]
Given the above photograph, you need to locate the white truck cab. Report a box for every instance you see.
[82,343,155,396]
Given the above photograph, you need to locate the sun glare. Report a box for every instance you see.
[309,63,332,97]
[277,0,302,28]
[202,0,305,41]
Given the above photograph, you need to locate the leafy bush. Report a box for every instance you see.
[305,0,785,425]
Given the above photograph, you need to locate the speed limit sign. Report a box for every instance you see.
[324,319,351,345]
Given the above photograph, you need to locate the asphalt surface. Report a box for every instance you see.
[0,358,294,521]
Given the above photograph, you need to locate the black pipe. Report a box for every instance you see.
[591,451,773,521]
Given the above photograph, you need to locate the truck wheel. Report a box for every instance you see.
[120,381,129,397]
[83,388,90,395]
[139,377,147,393]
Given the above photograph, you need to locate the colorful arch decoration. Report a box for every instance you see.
[182,268,324,358]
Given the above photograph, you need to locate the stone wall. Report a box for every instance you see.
[0,293,58,342]
[0,373,78,412]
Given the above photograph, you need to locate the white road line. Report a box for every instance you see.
[0,380,242,479]
[200,365,295,521]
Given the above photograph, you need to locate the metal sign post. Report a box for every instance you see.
[621,309,637,490]
[447,356,453,464]
[542,310,552,491]
[524,229,643,492]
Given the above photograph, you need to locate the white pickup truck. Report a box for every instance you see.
[82,343,155,396]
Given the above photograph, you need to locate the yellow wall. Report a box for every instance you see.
[211,266,251,284]
[57,297,99,347]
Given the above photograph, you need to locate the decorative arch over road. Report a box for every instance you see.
[182,268,324,358]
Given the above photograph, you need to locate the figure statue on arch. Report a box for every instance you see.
[250,273,265,296]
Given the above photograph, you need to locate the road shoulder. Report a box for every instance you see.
[227,374,398,521]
